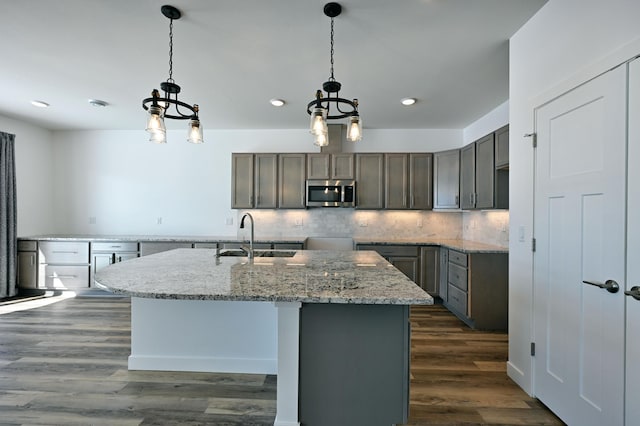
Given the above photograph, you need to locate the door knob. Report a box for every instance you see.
[582,279,620,293]
[624,286,640,301]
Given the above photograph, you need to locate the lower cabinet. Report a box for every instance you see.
[17,240,38,290]
[38,241,91,289]
[356,244,419,282]
[91,241,139,286]
[139,242,194,256]
[419,246,439,296]
[444,249,508,330]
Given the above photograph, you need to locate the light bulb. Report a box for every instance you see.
[145,105,166,134]
[309,107,328,135]
[346,115,362,142]
[187,118,204,144]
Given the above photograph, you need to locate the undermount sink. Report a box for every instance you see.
[217,249,297,258]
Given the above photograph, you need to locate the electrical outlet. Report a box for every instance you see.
[226,217,234,225]
[359,219,368,227]
[417,217,423,228]
[89,216,96,225]
[295,217,303,226]
[518,225,525,242]
[157,217,163,225]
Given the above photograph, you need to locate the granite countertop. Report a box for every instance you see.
[353,237,508,253]
[95,248,434,305]
[18,234,306,244]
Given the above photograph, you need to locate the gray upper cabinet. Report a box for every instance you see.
[385,154,409,209]
[409,153,433,210]
[433,149,460,209]
[356,153,385,209]
[494,124,509,169]
[254,154,278,208]
[385,153,434,210]
[307,153,354,180]
[474,134,495,209]
[279,153,306,209]
[231,153,254,209]
[460,143,476,209]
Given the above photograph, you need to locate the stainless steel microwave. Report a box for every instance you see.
[306,180,356,207]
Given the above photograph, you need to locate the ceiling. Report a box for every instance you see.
[1,0,546,132]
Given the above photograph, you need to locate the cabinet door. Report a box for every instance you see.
[254,154,278,208]
[438,247,449,301]
[389,257,419,283]
[355,154,384,209]
[279,154,306,208]
[332,154,355,179]
[419,246,439,296]
[410,153,433,210]
[460,143,476,209]
[494,125,509,168]
[385,154,408,209]
[475,134,495,209]
[231,153,254,208]
[433,150,460,209]
[17,251,38,289]
[93,253,113,275]
[307,153,330,179]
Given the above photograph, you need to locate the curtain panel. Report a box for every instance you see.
[0,132,17,298]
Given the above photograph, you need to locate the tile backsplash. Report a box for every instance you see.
[237,209,509,248]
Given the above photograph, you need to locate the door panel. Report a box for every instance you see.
[533,65,626,426]
[626,58,640,426]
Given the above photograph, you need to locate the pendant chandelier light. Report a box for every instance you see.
[307,2,362,146]
[142,5,203,144]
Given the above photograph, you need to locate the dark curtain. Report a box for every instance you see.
[0,132,17,298]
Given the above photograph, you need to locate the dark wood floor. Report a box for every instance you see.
[0,294,564,425]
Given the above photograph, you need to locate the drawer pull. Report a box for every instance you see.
[52,251,78,254]
[47,275,78,279]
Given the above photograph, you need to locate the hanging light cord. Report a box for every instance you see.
[167,17,175,85]
[329,17,335,82]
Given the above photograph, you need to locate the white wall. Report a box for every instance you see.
[0,115,54,236]
[50,128,462,236]
[463,100,509,144]
[508,0,640,394]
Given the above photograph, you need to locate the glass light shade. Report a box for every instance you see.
[187,118,204,144]
[346,115,363,142]
[309,107,328,135]
[148,130,167,144]
[314,131,329,147]
[145,105,166,134]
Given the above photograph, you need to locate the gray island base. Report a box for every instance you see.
[95,249,433,426]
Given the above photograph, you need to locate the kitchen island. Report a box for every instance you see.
[95,248,433,426]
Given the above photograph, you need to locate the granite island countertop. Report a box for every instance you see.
[95,248,434,305]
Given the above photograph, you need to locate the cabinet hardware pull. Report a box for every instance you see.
[582,279,619,293]
[47,275,77,279]
[52,251,78,254]
[624,286,640,301]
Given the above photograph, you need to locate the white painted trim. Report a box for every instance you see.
[507,362,532,397]
[128,355,277,374]
[273,301,301,426]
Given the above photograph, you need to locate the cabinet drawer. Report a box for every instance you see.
[92,242,138,252]
[18,240,37,251]
[43,265,90,289]
[357,245,418,258]
[447,283,468,316]
[448,249,467,267]
[39,241,89,264]
[448,263,468,291]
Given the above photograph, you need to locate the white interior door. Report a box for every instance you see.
[533,65,627,426]
[626,58,640,425]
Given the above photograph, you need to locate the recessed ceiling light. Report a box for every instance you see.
[88,99,108,107]
[31,100,50,108]
[270,99,285,107]
[401,98,417,106]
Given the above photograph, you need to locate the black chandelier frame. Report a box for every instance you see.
[306,2,360,121]
[142,5,199,121]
